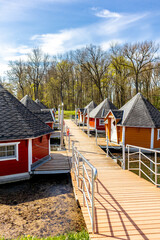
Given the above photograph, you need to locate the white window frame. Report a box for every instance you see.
[157,129,160,140]
[0,142,20,161]
[99,119,104,126]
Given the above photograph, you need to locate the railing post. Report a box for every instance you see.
[139,148,141,178]
[155,152,157,186]
[83,161,85,207]
[150,155,153,181]
[92,168,95,233]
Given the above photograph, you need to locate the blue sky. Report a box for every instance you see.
[0,0,160,76]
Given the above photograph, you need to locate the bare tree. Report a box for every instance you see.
[76,45,110,101]
[110,44,132,107]
[27,48,50,99]
[7,59,27,97]
[122,41,159,93]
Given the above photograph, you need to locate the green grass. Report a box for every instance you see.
[63,111,75,119]
[0,231,89,240]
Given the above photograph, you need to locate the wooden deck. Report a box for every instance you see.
[65,119,160,240]
[33,150,70,174]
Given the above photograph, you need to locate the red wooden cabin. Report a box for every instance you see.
[0,85,53,184]
[89,98,117,132]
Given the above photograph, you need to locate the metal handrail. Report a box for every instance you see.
[72,143,98,233]
[127,144,160,187]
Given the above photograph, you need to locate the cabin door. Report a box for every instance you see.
[111,118,117,142]
[80,113,82,122]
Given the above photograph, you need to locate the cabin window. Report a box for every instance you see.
[99,119,104,125]
[0,142,19,161]
[157,129,160,140]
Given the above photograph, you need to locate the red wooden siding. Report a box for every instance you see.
[0,140,28,177]
[46,122,53,129]
[32,134,50,163]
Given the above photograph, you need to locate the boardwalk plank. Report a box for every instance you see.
[65,120,160,240]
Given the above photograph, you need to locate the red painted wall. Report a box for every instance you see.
[96,118,105,131]
[32,134,50,163]
[0,140,28,177]
[46,122,53,129]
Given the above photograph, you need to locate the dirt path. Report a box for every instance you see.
[0,174,86,239]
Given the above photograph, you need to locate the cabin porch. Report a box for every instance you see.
[31,151,71,174]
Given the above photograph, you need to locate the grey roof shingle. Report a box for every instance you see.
[112,110,124,120]
[83,101,97,115]
[21,95,53,123]
[0,85,53,141]
[89,98,117,118]
[33,111,53,123]
[119,93,160,128]
[21,95,42,111]
[35,99,48,109]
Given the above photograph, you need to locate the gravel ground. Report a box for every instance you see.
[0,174,86,239]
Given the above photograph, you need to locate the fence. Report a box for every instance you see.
[127,144,160,187]
[71,144,98,233]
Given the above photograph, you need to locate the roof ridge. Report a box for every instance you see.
[122,94,140,125]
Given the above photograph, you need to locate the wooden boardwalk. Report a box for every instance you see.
[65,119,160,240]
[33,150,70,174]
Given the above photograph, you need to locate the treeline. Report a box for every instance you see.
[3,41,160,110]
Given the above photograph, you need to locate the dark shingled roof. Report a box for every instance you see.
[0,85,53,141]
[21,95,42,111]
[33,111,53,123]
[112,110,124,120]
[21,95,53,123]
[90,98,117,118]
[79,108,84,114]
[119,93,160,128]
[83,101,97,115]
[35,99,48,109]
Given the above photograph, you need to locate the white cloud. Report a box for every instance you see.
[95,9,122,18]
[30,11,147,55]
[0,8,150,76]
